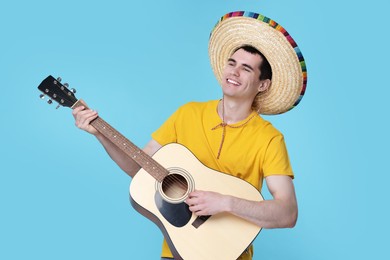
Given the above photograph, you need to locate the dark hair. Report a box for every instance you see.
[233,45,272,80]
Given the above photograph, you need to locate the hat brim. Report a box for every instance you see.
[209,11,307,115]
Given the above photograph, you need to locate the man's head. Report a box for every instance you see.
[221,45,272,112]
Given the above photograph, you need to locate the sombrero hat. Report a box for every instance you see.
[209,11,307,115]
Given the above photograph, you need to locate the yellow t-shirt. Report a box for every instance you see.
[152,100,293,259]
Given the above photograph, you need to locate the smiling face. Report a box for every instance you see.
[221,48,270,104]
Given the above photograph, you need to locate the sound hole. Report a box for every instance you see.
[154,170,193,227]
[162,174,188,200]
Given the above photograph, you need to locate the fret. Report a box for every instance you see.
[72,100,168,182]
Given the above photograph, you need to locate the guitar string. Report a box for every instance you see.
[72,100,189,197]
[133,145,190,195]
[94,118,191,198]
[128,147,191,198]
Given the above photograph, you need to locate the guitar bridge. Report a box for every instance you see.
[192,215,211,228]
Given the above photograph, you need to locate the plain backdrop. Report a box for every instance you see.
[1,0,389,259]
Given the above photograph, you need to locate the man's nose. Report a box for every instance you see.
[231,66,240,76]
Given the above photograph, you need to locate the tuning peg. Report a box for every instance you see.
[56,104,61,109]
[56,77,62,82]
[47,99,53,104]
[39,94,45,99]
[70,88,77,94]
[63,83,69,87]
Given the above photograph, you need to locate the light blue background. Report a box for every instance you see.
[1,0,389,259]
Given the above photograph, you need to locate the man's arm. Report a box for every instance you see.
[72,102,162,177]
[186,175,298,228]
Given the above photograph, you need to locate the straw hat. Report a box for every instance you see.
[209,11,307,115]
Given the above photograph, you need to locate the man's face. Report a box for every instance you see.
[221,48,264,101]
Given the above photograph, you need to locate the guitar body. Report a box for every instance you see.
[130,143,263,260]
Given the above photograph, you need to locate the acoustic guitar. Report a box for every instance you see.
[37,75,264,260]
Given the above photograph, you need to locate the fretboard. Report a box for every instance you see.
[72,100,168,182]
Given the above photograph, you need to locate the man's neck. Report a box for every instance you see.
[218,97,254,125]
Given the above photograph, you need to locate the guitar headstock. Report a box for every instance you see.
[38,75,78,108]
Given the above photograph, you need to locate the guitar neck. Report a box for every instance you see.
[72,100,168,182]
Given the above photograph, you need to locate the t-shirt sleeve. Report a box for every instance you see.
[263,134,294,178]
[151,107,180,146]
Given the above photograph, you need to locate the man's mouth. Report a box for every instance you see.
[227,78,240,86]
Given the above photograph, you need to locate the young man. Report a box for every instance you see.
[72,11,307,260]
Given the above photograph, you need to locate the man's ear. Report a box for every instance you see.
[258,79,271,92]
